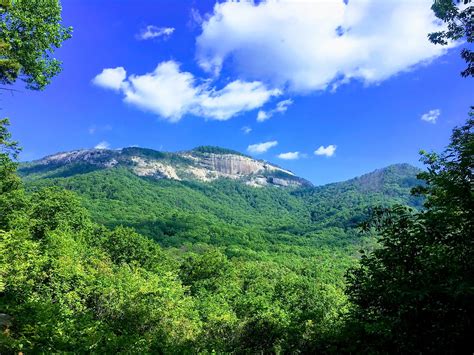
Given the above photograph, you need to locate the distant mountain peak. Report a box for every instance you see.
[21,146,312,188]
[343,163,422,192]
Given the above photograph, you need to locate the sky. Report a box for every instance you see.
[2,0,472,185]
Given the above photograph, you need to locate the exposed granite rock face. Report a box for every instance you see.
[130,156,181,180]
[183,152,294,178]
[40,149,116,166]
[24,147,313,188]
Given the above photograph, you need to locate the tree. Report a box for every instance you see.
[344,117,473,353]
[0,0,72,90]
[0,118,20,191]
[429,0,473,77]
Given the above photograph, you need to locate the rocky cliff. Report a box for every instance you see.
[20,146,312,188]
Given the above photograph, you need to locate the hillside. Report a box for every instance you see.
[19,147,423,262]
[20,146,311,188]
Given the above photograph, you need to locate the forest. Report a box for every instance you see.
[1,0,473,353]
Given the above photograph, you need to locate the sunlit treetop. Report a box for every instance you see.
[0,0,72,90]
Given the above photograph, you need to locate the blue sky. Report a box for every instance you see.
[3,0,472,185]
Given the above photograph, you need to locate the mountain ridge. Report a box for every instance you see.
[19,146,421,190]
[19,146,311,188]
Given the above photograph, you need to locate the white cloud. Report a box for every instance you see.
[278,151,300,160]
[188,8,204,29]
[421,109,440,123]
[95,141,110,150]
[92,67,126,91]
[242,126,252,134]
[137,25,175,40]
[257,98,293,122]
[314,145,336,157]
[122,61,198,122]
[196,80,281,120]
[196,0,455,92]
[89,124,112,135]
[93,61,280,122]
[257,110,269,122]
[247,140,278,154]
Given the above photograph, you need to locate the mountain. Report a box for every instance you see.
[19,147,423,262]
[19,146,312,188]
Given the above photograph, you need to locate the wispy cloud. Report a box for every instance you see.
[421,109,440,124]
[278,151,300,160]
[188,8,204,29]
[247,141,278,154]
[314,145,336,157]
[137,25,175,40]
[88,124,112,135]
[257,99,293,122]
[93,61,280,122]
[95,141,110,150]
[242,126,252,134]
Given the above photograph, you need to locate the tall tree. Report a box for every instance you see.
[344,116,473,353]
[429,0,473,77]
[0,0,72,90]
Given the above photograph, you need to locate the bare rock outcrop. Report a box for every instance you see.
[26,146,312,188]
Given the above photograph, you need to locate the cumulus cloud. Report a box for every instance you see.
[95,141,110,150]
[257,99,293,122]
[196,80,281,120]
[92,67,126,91]
[137,25,175,40]
[93,61,279,122]
[196,0,455,92]
[121,61,197,121]
[247,140,278,154]
[242,126,252,134]
[314,145,336,157]
[421,109,440,123]
[278,151,300,160]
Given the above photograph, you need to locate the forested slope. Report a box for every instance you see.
[20,154,422,264]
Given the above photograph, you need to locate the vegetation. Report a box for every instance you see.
[191,145,250,157]
[0,0,72,89]
[429,0,473,77]
[19,162,421,260]
[339,115,473,353]
[0,0,472,352]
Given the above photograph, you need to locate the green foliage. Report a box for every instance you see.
[342,117,473,353]
[192,145,249,157]
[0,0,72,89]
[429,0,473,77]
[0,118,20,193]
